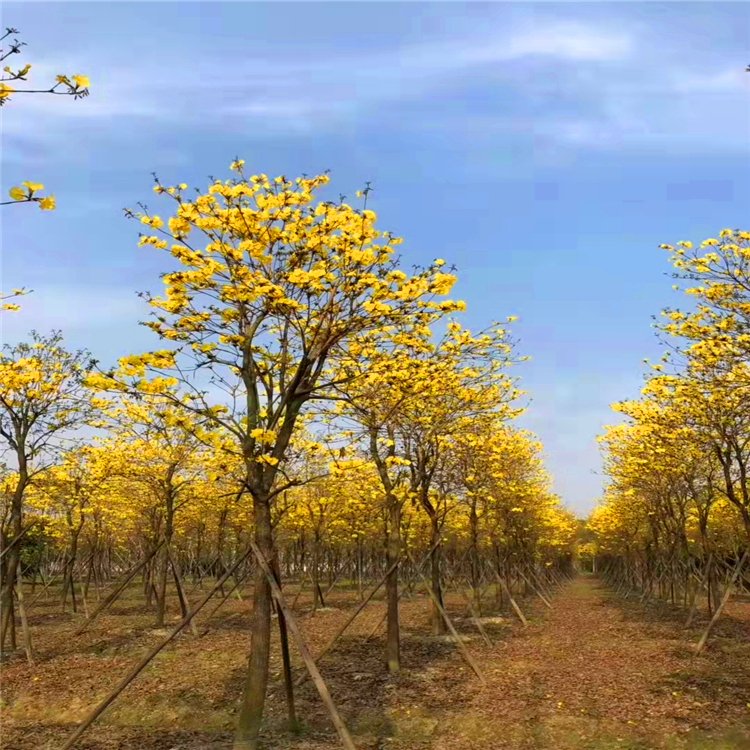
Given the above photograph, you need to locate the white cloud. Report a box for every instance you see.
[502,24,632,61]
[4,18,746,159]
[1,22,634,137]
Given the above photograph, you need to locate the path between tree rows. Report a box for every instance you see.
[426,576,750,750]
[3,576,750,750]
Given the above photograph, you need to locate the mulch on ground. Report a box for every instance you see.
[2,577,749,750]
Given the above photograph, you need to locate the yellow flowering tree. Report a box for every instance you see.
[592,229,750,620]
[89,164,465,749]
[331,317,522,658]
[91,394,211,626]
[28,445,117,613]
[660,229,750,372]
[0,331,93,655]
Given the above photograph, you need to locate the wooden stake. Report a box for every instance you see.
[295,558,400,687]
[199,570,249,637]
[322,561,348,601]
[518,568,552,609]
[364,606,388,642]
[59,548,252,750]
[249,540,357,750]
[404,549,485,684]
[694,551,748,656]
[0,520,39,561]
[685,556,712,628]
[168,549,199,637]
[74,542,165,636]
[441,559,493,646]
[494,571,527,626]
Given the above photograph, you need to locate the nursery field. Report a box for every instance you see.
[3,8,750,750]
[3,576,750,750]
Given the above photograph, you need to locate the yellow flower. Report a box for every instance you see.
[230,159,245,172]
[72,74,90,88]
[39,195,56,211]
[22,181,45,193]
[141,215,164,229]
[8,186,27,201]
[250,427,277,444]
[0,83,14,100]
[256,454,279,466]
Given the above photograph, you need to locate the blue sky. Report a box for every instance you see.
[2,2,749,514]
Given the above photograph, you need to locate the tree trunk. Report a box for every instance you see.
[234,494,274,750]
[429,513,446,635]
[312,536,321,613]
[357,542,364,601]
[469,503,481,614]
[271,555,297,732]
[1,470,26,654]
[62,528,81,614]
[155,494,176,628]
[385,495,401,673]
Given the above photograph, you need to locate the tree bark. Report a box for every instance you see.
[428,512,446,635]
[469,503,481,614]
[155,495,175,628]
[385,495,401,673]
[234,494,274,750]
[1,468,27,654]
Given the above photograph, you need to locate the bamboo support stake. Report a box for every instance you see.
[59,548,252,750]
[455,595,493,647]
[249,540,357,750]
[322,561,348,600]
[168,549,199,637]
[364,606,388,642]
[74,542,165,636]
[27,571,62,608]
[404,549,485,684]
[441,559,493,646]
[0,520,39,561]
[295,558,400,687]
[199,570,249,637]
[291,575,306,609]
[685,556,712,628]
[494,571,528,626]
[694,551,748,656]
[361,538,443,643]
[518,568,552,609]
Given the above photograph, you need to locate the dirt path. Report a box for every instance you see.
[430,576,750,750]
[2,577,749,750]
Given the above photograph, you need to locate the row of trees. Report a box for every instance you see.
[589,229,750,645]
[1,165,576,749]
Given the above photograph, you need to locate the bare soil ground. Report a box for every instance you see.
[2,576,749,750]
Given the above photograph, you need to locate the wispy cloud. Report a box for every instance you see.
[3,16,747,165]
[500,23,632,62]
[2,22,633,135]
